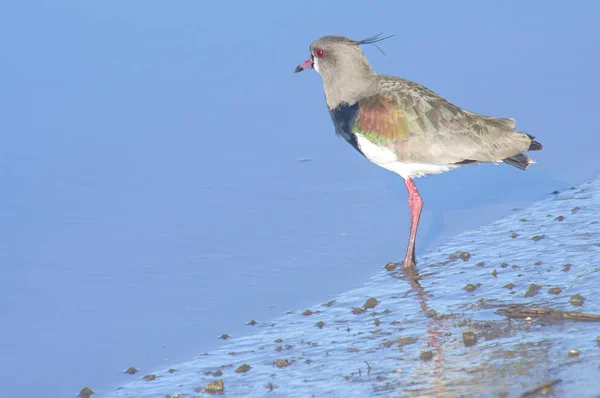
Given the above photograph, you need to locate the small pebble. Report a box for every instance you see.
[464,284,478,292]
[248,320,257,326]
[426,309,437,318]
[385,262,397,271]
[510,233,519,238]
[301,309,313,316]
[220,334,230,340]
[502,283,515,290]
[525,284,542,298]
[352,307,365,314]
[419,350,434,360]
[143,374,157,381]
[463,332,477,347]
[459,252,471,261]
[235,364,251,373]
[476,261,485,267]
[570,294,585,306]
[531,235,545,241]
[316,321,324,329]
[275,359,291,368]
[555,215,565,221]
[124,367,138,375]
[78,387,94,398]
[492,269,498,278]
[568,349,580,357]
[203,380,225,394]
[363,297,378,309]
[548,287,562,295]
[562,263,572,272]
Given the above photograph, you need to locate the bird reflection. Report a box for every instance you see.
[393,264,448,395]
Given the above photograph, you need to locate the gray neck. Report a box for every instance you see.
[321,59,378,109]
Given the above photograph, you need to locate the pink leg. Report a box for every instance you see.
[403,178,423,268]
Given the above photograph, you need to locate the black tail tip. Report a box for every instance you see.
[526,134,543,151]
[529,140,543,151]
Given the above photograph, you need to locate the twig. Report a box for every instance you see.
[520,379,561,397]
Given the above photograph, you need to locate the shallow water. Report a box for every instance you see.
[102,178,600,397]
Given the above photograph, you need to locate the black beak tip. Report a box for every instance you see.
[294,65,303,73]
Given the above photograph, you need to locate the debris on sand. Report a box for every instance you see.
[419,350,433,360]
[381,336,417,348]
[124,367,138,375]
[568,349,580,357]
[462,332,477,347]
[497,305,600,322]
[235,364,251,373]
[525,284,542,298]
[520,379,561,397]
[464,284,479,292]
[275,359,291,368]
[569,294,585,306]
[201,379,224,394]
[78,387,94,398]
[363,297,378,310]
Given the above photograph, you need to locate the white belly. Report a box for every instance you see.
[355,133,459,179]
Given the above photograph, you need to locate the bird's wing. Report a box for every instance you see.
[352,79,532,165]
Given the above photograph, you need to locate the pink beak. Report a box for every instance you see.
[294,57,313,73]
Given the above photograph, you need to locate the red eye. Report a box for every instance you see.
[314,49,325,58]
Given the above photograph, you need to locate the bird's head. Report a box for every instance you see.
[295,34,393,108]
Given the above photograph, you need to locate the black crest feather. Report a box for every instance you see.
[357,33,394,56]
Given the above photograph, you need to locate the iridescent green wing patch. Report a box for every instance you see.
[352,94,410,144]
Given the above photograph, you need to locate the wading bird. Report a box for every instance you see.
[295,34,542,268]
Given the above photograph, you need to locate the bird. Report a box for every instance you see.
[295,34,542,269]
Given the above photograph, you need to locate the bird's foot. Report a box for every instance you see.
[402,258,417,269]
